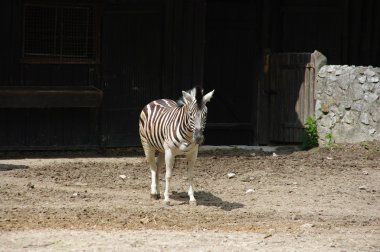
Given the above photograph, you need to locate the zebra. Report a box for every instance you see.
[139,86,214,205]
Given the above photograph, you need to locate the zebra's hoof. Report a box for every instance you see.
[150,194,161,200]
[189,200,197,206]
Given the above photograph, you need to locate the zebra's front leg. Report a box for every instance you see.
[186,148,198,206]
[164,149,175,205]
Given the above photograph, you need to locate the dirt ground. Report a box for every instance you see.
[0,142,379,251]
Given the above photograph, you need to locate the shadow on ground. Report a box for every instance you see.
[0,164,29,171]
[171,191,244,211]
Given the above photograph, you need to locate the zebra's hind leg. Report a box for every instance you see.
[143,146,160,200]
[154,152,165,198]
[164,149,175,205]
[186,148,199,206]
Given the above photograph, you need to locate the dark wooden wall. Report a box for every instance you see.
[0,0,206,149]
[0,1,100,150]
[203,0,261,145]
[0,0,379,149]
[262,0,380,66]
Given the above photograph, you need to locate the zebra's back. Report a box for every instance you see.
[139,99,179,152]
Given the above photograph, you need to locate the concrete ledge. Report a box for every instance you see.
[199,145,301,153]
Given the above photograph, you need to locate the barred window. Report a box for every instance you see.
[22,4,97,63]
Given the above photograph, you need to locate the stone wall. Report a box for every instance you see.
[315,65,380,145]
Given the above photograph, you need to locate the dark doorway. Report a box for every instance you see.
[203,1,260,145]
[102,6,162,147]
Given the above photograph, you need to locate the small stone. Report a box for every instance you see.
[246,189,255,194]
[326,156,333,160]
[362,171,369,175]
[227,172,236,179]
[272,152,278,157]
[263,234,272,239]
[292,214,302,220]
[369,128,376,135]
[26,182,34,189]
[250,152,256,157]
[119,175,127,179]
[359,186,367,190]
[140,216,150,224]
[301,223,315,229]
[335,69,342,76]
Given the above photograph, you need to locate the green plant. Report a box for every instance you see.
[302,116,319,150]
[325,133,334,146]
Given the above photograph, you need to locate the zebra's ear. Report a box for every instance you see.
[203,90,214,104]
[182,90,194,103]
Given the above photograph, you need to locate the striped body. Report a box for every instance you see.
[139,99,194,154]
[139,87,214,205]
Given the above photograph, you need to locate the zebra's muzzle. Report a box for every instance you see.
[194,129,204,145]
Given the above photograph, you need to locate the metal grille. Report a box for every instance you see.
[23,4,96,62]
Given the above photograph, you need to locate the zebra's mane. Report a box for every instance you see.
[176,86,204,108]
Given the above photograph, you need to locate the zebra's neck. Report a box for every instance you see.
[178,103,194,142]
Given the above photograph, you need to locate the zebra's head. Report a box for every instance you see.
[181,86,214,145]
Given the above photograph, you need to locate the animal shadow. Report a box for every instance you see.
[0,164,29,171]
[171,191,244,211]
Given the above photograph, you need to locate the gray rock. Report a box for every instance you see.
[364,93,379,103]
[328,76,338,82]
[325,87,333,96]
[343,111,355,124]
[351,101,363,112]
[351,84,364,100]
[362,83,375,91]
[360,113,370,125]
[368,76,379,83]
[339,81,349,90]
[364,68,376,77]
[326,65,335,73]
[371,109,380,122]
[358,75,366,84]
[320,116,333,129]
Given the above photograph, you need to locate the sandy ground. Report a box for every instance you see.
[0,142,379,251]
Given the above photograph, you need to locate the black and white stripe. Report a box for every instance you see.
[139,86,214,205]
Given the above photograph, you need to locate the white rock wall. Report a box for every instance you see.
[315,65,380,144]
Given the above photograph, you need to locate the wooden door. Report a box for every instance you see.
[268,53,316,143]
